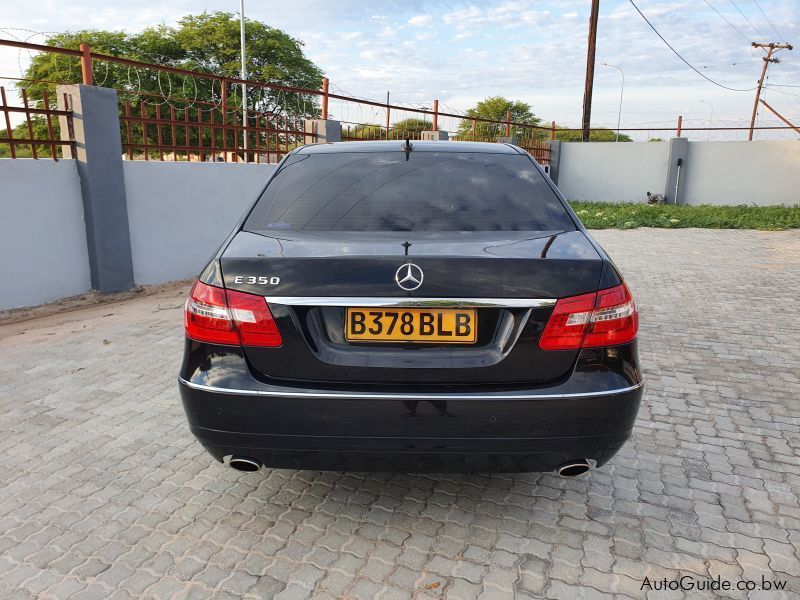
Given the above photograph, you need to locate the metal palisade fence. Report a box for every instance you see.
[1,38,798,163]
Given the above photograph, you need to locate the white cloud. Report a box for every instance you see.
[408,15,433,27]
[1,0,797,136]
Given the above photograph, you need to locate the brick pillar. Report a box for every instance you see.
[495,136,519,145]
[548,141,562,184]
[57,84,134,294]
[664,137,688,205]
[421,131,448,141]
[304,119,341,145]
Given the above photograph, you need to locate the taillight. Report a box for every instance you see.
[539,283,637,350]
[184,280,282,347]
[184,281,238,345]
[537,292,596,351]
[225,288,282,347]
[583,284,638,348]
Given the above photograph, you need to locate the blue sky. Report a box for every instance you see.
[2,0,799,139]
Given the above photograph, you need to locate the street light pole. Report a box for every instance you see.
[699,99,713,141]
[240,0,248,161]
[601,62,624,142]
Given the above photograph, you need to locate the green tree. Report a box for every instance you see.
[346,123,384,139]
[552,128,632,142]
[0,118,50,158]
[344,118,435,141]
[24,13,322,114]
[392,118,433,133]
[1,126,25,158]
[154,12,323,114]
[456,97,543,140]
[17,12,323,157]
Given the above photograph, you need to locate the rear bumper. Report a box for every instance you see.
[178,342,643,472]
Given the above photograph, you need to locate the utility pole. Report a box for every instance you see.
[748,42,793,141]
[581,0,600,142]
[759,98,800,135]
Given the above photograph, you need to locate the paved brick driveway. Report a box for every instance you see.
[1,229,799,599]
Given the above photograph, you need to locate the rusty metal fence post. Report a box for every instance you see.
[221,79,228,161]
[421,99,447,140]
[321,77,329,121]
[385,92,390,138]
[1,87,16,159]
[80,44,93,86]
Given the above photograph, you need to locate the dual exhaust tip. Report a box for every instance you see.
[228,456,262,472]
[229,455,590,477]
[556,459,591,477]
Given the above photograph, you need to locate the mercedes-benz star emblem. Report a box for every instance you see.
[395,263,424,291]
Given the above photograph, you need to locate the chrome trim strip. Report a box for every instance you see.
[178,377,643,400]
[264,296,558,308]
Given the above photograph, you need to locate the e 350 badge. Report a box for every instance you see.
[233,276,281,285]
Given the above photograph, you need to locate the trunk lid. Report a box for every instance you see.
[220,230,603,387]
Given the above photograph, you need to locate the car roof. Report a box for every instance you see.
[295,140,524,155]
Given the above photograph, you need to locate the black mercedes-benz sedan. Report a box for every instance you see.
[179,140,642,475]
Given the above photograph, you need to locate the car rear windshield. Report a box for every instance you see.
[244,151,576,232]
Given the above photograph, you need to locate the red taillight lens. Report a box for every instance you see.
[538,292,596,351]
[583,284,638,348]
[184,281,282,347]
[539,283,637,350]
[226,289,283,347]
[185,280,239,345]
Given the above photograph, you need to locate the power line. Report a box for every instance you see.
[777,53,800,84]
[751,0,785,41]
[764,85,800,99]
[700,59,759,70]
[750,0,800,85]
[702,0,751,43]
[627,0,756,92]
[729,0,767,39]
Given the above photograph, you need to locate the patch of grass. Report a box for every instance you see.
[569,202,800,231]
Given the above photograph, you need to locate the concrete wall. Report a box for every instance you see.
[556,140,799,206]
[682,141,800,206]
[557,141,670,204]
[123,161,276,285]
[3,138,798,311]
[0,160,91,310]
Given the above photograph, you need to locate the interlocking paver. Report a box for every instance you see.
[1,228,799,598]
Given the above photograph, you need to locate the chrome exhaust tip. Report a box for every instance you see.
[556,459,591,477]
[229,456,262,472]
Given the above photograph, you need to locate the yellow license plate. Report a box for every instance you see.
[345,308,477,344]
